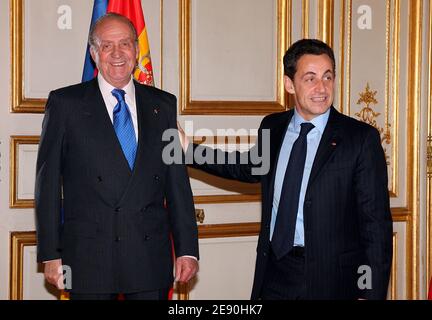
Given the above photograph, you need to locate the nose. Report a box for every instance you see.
[110,44,122,58]
[314,79,326,92]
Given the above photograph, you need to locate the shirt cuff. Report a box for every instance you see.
[179,255,198,261]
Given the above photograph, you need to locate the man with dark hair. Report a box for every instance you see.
[36,13,199,300]
[179,38,392,299]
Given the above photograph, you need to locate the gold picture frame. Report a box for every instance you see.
[8,223,260,300]
[10,0,46,113]
[10,136,40,208]
[179,0,292,115]
[10,0,166,113]
[191,135,261,204]
[9,231,37,300]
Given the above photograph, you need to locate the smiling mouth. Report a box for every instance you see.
[111,62,126,67]
[311,96,327,102]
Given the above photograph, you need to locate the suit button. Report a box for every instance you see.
[144,235,150,241]
[115,236,121,242]
[304,200,312,208]
[153,175,160,181]
[141,206,148,212]
[263,252,267,257]
[97,176,103,182]
[115,207,121,212]
[264,224,270,229]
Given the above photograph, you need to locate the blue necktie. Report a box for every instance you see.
[271,122,315,260]
[111,88,137,170]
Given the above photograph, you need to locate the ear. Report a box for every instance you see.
[284,75,295,94]
[90,46,97,63]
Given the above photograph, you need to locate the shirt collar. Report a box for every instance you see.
[97,74,135,101]
[293,107,331,134]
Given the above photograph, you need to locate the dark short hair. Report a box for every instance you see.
[88,13,138,49]
[283,39,336,80]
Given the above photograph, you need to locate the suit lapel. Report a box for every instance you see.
[81,79,132,176]
[307,107,342,188]
[133,81,161,157]
[116,81,162,205]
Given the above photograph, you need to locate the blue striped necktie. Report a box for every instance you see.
[111,88,137,170]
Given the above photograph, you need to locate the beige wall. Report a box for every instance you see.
[1,0,430,300]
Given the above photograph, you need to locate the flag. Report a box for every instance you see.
[82,0,108,82]
[107,0,154,85]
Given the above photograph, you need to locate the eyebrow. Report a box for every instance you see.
[301,69,334,78]
[100,37,134,43]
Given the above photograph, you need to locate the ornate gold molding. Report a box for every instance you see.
[406,0,422,300]
[193,136,257,145]
[8,230,193,300]
[198,222,260,239]
[428,136,432,177]
[389,0,400,199]
[347,0,399,199]
[194,223,260,300]
[191,135,260,204]
[343,0,352,115]
[391,207,411,222]
[390,232,398,300]
[194,194,261,204]
[302,0,309,38]
[9,136,40,208]
[176,282,189,300]
[179,0,291,115]
[159,0,164,89]
[355,83,391,164]
[179,218,258,301]
[10,0,45,113]
[195,208,205,224]
[317,0,334,47]
[337,0,348,114]
[427,0,432,298]
[9,231,37,300]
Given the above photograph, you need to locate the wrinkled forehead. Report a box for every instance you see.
[94,18,136,42]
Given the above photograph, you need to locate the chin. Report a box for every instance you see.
[309,107,330,117]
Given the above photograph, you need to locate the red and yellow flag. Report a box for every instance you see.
[108,0,154,86]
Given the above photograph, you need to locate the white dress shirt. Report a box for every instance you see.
[270,108,330,246]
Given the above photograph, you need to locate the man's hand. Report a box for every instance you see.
[43,258,64,289]
[177,121,190,153]
[175,256,198,283]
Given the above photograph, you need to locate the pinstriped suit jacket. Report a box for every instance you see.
[191,106,392,299]
[35,78,198,294]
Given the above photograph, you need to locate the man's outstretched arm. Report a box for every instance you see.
[177,122,268,183]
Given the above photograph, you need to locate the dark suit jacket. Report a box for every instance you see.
[35,78,199,294]
[191,107,392,299]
